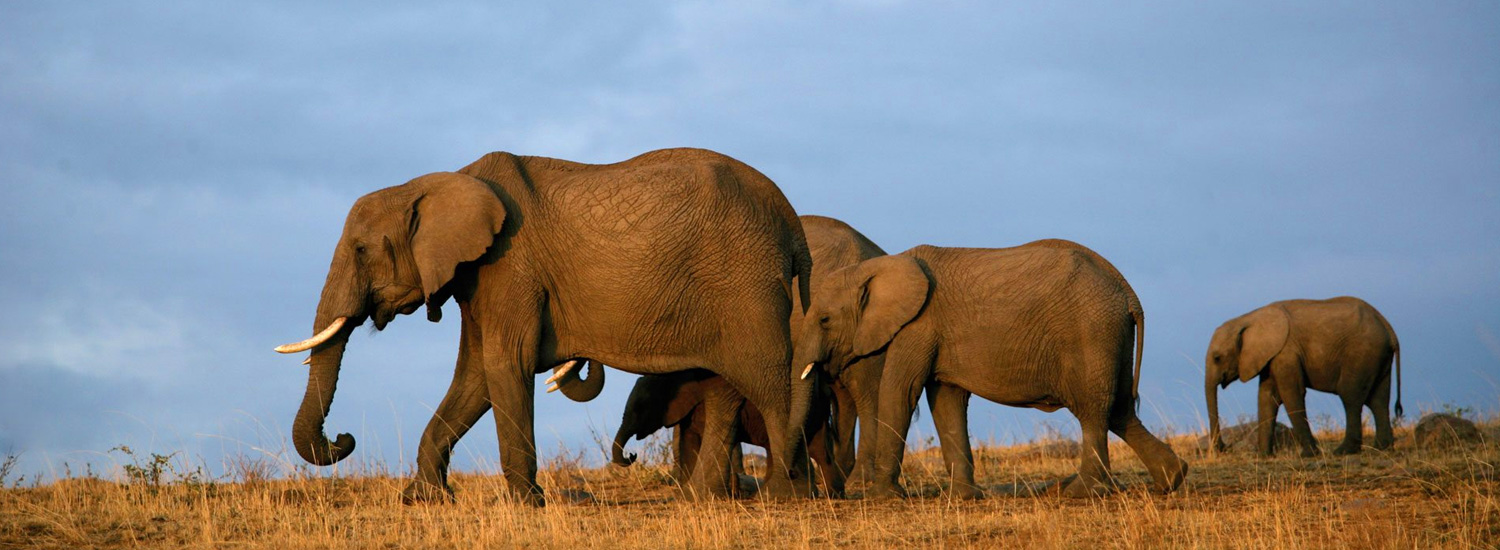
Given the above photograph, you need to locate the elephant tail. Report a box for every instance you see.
[792,221,813,315]
[1372,305,1403,419]
[1132,304,1144,410]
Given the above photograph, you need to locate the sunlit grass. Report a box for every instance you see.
[2,420,1496,548]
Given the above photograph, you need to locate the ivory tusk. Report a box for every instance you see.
[800,363,815,380]
[274,317,348,354]
[301,357,311,365]
[544,360,580,385]
[546,383,561,393]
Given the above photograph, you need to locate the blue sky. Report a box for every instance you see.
[1,2,1497,481]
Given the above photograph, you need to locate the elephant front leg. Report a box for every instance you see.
[1255,377,1282,457]
[485,359,545,506]
[1276,376,1320,458]
[868,371,926,499]
[830,384,859,488]
[926,381,981,499]
[405,318,491,505]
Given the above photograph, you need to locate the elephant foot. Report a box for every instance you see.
[865,481,908,500]
[947,483,984,500]
[1299,446,1321,458]
[1060,474,1116,498]
[401,479,455,506]
[1373,436,1394,451]
[1332,442,1361,456]
[507,485,546,508]
[1148,456,1189,494]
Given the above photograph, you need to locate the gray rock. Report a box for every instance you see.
[1200,420,1297,453]
[1414,413,1483,449]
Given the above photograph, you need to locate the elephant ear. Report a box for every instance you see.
[852,255,931,358]
[410,172,507,312]
[1237,306,1289,382]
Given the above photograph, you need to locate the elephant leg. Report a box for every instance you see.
[404,320,490,505]
[831,384,859,488]
[1255,377,1282,457]
[1333,395,1364,455]
[925,381,981,499]
[1367,372,1395,450]
[1107,362,1187,494]
[714,366,805,499]
[853,388,882,489]
[1276,376,1320,457]
[684,380,741,500]
[1062,409,1114,498]
[674,422,702,483]
[868,366,928,499]
[809,416,844,498]
[482,320,546,506]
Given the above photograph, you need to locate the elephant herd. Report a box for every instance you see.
[274,148,1402,506]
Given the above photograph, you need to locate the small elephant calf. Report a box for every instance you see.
[612,370,843,497]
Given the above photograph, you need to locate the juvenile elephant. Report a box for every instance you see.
[610,369,838,496]
[1206,296,1402,457]
[611,215,888,496]
[273,148,814,506]
[794,240,1189,499]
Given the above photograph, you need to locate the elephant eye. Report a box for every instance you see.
[818,314,831,327]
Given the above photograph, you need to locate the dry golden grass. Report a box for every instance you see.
[2,422,1496,549]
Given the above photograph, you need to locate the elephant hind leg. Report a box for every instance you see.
[683,381,742,500]
[1062,411,1113,498]
[1105,355,1187,494]
[1108,413,1187,494]
[1333,396,1365,455]
[1367,371,1396,450]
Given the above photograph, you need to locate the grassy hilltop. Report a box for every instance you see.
[2,420,1496,549]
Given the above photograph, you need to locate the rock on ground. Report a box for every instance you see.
[1199,421,1297,454]
[1414,413,1484,449]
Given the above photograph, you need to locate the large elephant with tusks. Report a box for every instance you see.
[274,148,814,505]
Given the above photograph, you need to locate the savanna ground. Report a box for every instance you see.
[2,417,1496,549]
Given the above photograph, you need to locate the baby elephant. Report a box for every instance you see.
[1206,297,1402,457]
[794,240,1188,499]
[612,370,842,497]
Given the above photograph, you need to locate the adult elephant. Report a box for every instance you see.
[273,148,813,506]
[794,240,1188,499]
[612,215,887,496]
[1205,296,1401,457]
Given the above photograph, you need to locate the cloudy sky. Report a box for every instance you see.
[2,2,1497,481]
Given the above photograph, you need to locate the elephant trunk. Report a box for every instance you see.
[290,247,363,466]
[292,314,357,465]
[784,368,815,480]
[557,361,606,402]
[1206,377,1223,453]
[612,423,637,466]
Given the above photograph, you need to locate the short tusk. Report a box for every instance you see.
[274,317,348,354]
[301,357,311,365]
[546,383,561,393]
[544,360,580,385]
[800,363,815,380]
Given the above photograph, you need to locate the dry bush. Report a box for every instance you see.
[2,420,1497,549]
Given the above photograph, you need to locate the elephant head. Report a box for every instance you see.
[274,172,508,465]
[1204,306,1289,451]
[612,372,709,466]
[793,255,930,381]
